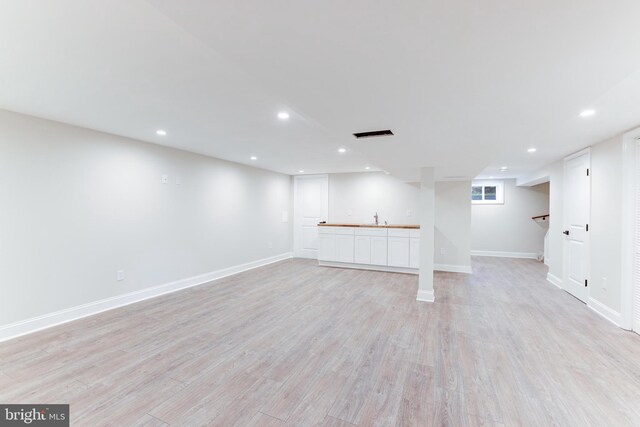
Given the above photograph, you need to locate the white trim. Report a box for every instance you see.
[318,260,418,275]
[416,289,435,302]
[620,129,639,330]
[471,250,538,259]
[546,272,563,289]
[564,147,592,161]
[434,263,472,274]
[0,252,293,343]
[588,297,622,327]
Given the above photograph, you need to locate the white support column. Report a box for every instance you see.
[417,167,435,302]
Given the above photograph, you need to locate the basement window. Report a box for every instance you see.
[471,181,504,205]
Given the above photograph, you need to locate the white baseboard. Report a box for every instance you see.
[0,252,293,343]
[318,261,418,275]
[588,297,622,327]
[434,264,472,274]
[471,250,538,259]
[416,289,435,302]
[546,272,563,289]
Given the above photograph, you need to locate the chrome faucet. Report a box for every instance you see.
[374,212,379,226]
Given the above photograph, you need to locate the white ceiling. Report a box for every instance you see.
[1,0,640,181]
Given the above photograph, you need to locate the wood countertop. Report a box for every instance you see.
[318,223,420,229]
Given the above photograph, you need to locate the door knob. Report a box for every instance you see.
[563,230,570,235]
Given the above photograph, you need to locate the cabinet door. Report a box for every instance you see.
[410,238,420,269]
[388,237,410,267]
[371,236,388,266]
[355,236,371,264]
[335,235,355,263]
[318,234,336,261]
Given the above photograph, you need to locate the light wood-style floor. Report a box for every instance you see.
[1,257,640,426]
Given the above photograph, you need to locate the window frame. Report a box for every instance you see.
[471,180,505,205]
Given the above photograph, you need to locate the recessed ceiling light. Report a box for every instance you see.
[338,148,346,153]
[250,156,257,160]
[499,166,508,171]
[278,112,290,120]
[489,176,494,179]
[579,109,595,117]
[156,129,167,136]
[298,170,304,173]
[365,166,371,170]
[527,148,537,153]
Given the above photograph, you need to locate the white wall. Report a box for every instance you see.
[328,172,419,224]
[327,172,472,272]
[0,109,292,327]
[435,182,472,271]
[590,135,624,313]
[471,179,550,257]
[546,161,564,283]
[527,133,629,327]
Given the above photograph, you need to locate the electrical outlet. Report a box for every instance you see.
[440,247,447,255]
[602,277,607,291]
[161,174,169,184]
[347,209,353,216]
[407,210,412,217]
[175,176,182,185]
[268,242,273,249]
[116,270,125,281]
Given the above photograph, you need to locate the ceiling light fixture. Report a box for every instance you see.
[365,166,371,170]
[277,112,290,120]
[527,148,537,153]
[338,148,346,153]
[156,129,167,136]
[250,156,257,160]
[579,109,595,117]
[499,166,508,171]
[298,170,304,173]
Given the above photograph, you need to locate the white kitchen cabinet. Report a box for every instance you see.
[371,236,388,266]
[317,225,418,274]
[388,237,410,267]
[336,235,355,263]
[318,234,336,261]
[410,238,420,269]
[355,236,371,264]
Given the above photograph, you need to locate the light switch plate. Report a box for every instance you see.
[161,174,169,184]
[116,270,124,281]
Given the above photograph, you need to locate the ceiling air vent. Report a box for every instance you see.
[353,129,394,139]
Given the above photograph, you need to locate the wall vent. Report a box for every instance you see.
[353,129,394,139]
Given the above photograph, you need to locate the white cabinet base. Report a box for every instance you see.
[318,260,418,275]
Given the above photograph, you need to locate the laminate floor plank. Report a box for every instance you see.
[0,257,639,426]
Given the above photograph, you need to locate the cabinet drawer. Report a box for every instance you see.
[355,227,388,237]
[318,226,335,234]
[335,227,356,235]
[388,228,411,238]
[409,229,420,238]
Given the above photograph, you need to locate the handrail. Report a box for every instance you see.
[532,214,549,220]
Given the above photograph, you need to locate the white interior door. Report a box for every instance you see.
[294,175,328,259]
[634,141,640,333]
[563,149,591,303]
